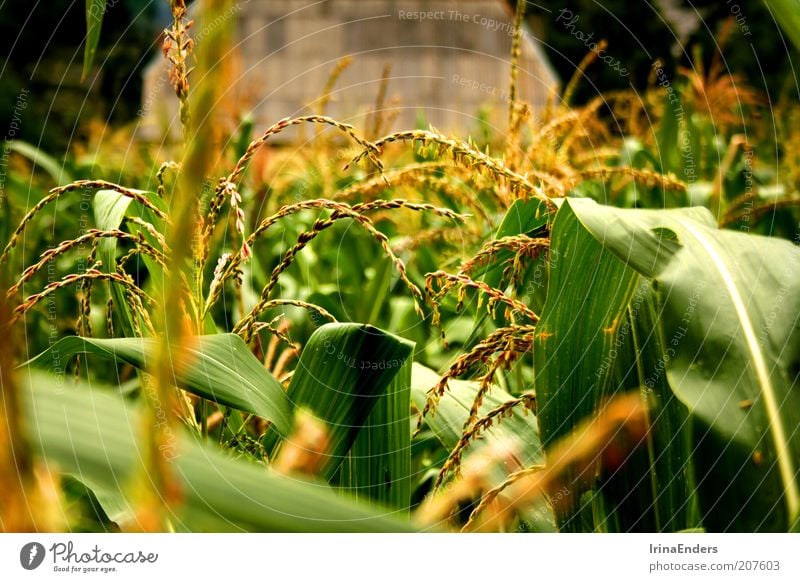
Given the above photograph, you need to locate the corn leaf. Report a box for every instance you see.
[565,197,800,531]
[278,322,415,480]
[82,0,107,81]
[764,0,800,52]
[94,188,167,336]
[24,334,292,436]
[532,199,641,446]
[341,357,412,512]
[599,280,699,532]
[19,369,412,532]
[534,199,710,532]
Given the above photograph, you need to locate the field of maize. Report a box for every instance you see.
[1,0,799,534]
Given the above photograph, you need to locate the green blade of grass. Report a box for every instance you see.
[7,141,72,184]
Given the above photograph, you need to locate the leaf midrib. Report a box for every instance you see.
[679,218,799,519]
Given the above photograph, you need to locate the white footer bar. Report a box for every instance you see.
[1,534,798,581]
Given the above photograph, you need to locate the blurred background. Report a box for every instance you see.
[1,0,796,152]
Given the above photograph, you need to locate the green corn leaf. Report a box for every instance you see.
[19,369,413,532]
[82,0,107,81]
[565,197,800,531]
[534,199,710,532]
[341,357,412,512]
[531,198,638,531]
[24,334,292,436]
[598,280,698,532]
[94,188,167,337]
[279,322,414,481]
[7,141,72,184]
[533,199,642,450]
[764,0,800,52]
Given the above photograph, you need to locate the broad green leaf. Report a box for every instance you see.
[567,197,800,531]
[279,323,414,480]
[19,370,412,532]
[598,280,698,532]
[24,334,292,436]
[764,0,800,52]
[176,442,413,532]
[534,201,642,449]
[532,201,642,530]
[341,357,412,512]
[83,0,107,81]
[630,282,699,531]
[533,200,707,532]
